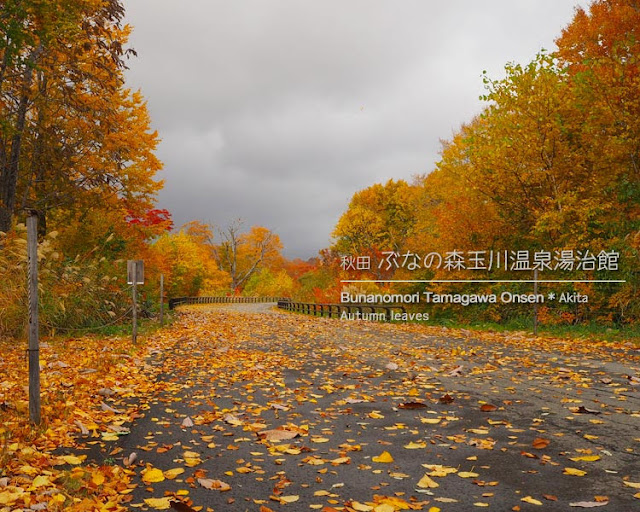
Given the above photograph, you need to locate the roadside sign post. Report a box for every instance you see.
[127,260,144,344]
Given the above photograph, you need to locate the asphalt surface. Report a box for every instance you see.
[76,304,640,511]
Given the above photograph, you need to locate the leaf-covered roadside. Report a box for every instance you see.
[0,333,163,511]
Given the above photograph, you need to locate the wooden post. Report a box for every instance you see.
[132,269,138,344]
[27,213,41,424]
[159,274,164,327]
[533,268,539,337]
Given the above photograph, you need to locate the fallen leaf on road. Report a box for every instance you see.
[258,429,299,442]
[439,394,454,404]
[417,474,439,488]
[163,468,185,479]
[372,451,394,463]
[198,478,231,491]
[142,467,165,484]
[398,401,428,409]
[564,468,587,476]
[351,502,373,511]
[532,438,550,449]
[404,441,427,449]
[144,497,172,510]
[569,455,600,462]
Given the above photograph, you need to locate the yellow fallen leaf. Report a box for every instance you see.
[279,495,299,503]
[421,418,441,425]
[373,505,394,512]
[428,507,441,512]
[623,481,640,489]
[563,467,587,476]
[142,468,165,484]
[143,497,171,510]
[569,455,600,462]
[61,455,85,465]
[422,464,458,476]
[369,411,384,419]
[372,451,394,463]
[163,468,185,479]
[404,441,427,449]
[91,471,105,486]
[351,501,373,511]
[521,496,542,505]
[417,474,439,489]
[31,475,51,488]
[458,472,479,478]
[474,503,489,507]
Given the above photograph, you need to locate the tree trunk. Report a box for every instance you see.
[0,48,39,232]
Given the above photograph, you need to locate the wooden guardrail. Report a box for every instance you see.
[277,300,405,322]
[168,296,289,310]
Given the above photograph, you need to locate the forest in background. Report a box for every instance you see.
[1,0,639,338]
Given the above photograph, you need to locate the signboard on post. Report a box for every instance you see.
[127,260,144,285]
[127,260,144,344]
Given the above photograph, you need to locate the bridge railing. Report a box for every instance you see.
[277,300,405,322]
[168,296,289,310]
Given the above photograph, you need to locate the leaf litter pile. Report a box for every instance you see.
[1,305,640,511]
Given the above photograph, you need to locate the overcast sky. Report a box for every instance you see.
[123,0,589,259]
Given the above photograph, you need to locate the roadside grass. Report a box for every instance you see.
[277,306,639,344]
[424,315,640,344]
[45,310,176,339]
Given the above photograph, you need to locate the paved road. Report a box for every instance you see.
[82,305,640,511]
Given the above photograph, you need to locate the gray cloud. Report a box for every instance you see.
[124,0,588,258]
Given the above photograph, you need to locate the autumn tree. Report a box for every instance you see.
[242,268,295,298]
[150,224,230,298]
[0,0,160,235]
[213,221,283,293]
